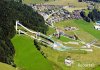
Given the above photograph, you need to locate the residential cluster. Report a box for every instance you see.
[29,4,83,26]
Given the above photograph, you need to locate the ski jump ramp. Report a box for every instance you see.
[15,20,74,51]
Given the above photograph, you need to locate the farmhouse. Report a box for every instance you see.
[87,5,94,10]
[96,21,100,25]
[94,21,100,30]
[65,57,74,66]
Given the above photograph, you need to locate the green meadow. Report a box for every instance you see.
[59,36,73,42]
[54,19,100,42]
[22,0,54,4]
[73,20,100,40]
[23,0,87,8]
[11,35,53,70]
[11,19,100,70]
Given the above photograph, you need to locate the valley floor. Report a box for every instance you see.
[11,19,100,70]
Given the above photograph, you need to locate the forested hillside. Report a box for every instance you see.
[0,0,48,66]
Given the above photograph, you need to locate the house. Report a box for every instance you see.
[87,5,94,10]
[96,21,100,25]
[65,58,74,66]
[94,21,100,30]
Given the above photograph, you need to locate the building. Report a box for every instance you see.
[88,5,94,10]
[96,21,100,25]
[65,57,74,66]
[94,21,100,30]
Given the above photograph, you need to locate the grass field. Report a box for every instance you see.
[54,19,100,43]
[44,19,100,70]
[73,20,100,40]
[11,35,53,70]
[59,36,73,42]
[47,27,56,35]
[11,19,100,70]
[45,0,87,7]
[95,66,100,70]
[41,44,100,70]
[23,0,87,8]
[0,62,16,70]
[23,0,54,4]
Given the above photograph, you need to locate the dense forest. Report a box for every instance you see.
[80,8,100,22]
[0,0,48,66]
[84,0,100,2]
[88,9,100,21]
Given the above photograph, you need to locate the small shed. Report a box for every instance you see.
[64,57,74,66]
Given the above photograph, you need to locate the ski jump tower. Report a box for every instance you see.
[16,20,39,39]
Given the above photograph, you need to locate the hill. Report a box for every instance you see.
[11,35,53,70]
[0,0,48,65]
